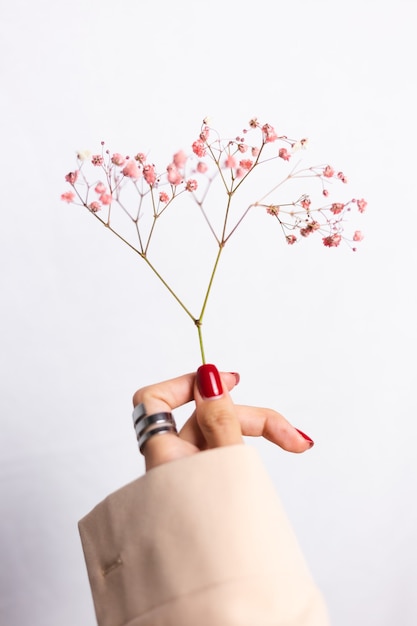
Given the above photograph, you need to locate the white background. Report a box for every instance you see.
[1,1,416,624]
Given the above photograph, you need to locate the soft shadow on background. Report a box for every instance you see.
[1,1,416,625]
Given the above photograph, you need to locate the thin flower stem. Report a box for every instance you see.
[198,244,223,323]
[141,256,196,322]
[196,322,206,364]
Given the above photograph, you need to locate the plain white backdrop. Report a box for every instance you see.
[1,1,416,624]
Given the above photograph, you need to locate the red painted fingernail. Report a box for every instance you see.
[230,372,240,385]
[197,364,223,399]
[295,428,314,447]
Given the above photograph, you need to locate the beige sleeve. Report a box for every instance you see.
[79,445,330,626]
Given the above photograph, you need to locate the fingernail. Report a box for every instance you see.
[295,428,314,447]
[197,364,223,399]
[230,372,240,385]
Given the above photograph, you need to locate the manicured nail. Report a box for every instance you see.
[295,428,314,447]
[230,372,240,385]
[197,364,223,399]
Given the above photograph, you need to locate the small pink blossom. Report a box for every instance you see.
[239,159,253,170]
[278,148,290,161]
[61,191,75,203]
[353,230,364,242]
[91,155,104,166]
[323,189,329,197]
[197,161,208,173]
[301,197,311,210]
[357,198,367,213]
[111,153,126,166]
[167,163,182,185]
[224,155,237,169]
[159,192,169,203]
[323,165,334,178]
[173,150,187,169]
[89,201,101,212]
[185,179,198,192]
[286,235,297,245]
[122,160,142,179]
[95,182,106,194]
[237,143,248,153]
[337,171,348,183]
[262,124,278,142]
[135,153,146,164]
[100,193,112,205]
[192,139,206,157]
[200,126,210,141]
[65,170,78,184]
[143,164,156,185]
[330,202,345,214]
[323,234,342,247]
[266,205,279,216]
[251,146,260,157]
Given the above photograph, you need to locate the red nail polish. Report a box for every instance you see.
[295,428,314,446]
[197,364,223,398]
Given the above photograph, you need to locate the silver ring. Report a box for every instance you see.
[138,422,178,453]
[132,402,147,426]
[132,405,178,454]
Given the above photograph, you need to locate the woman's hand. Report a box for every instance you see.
[132,364,314,471]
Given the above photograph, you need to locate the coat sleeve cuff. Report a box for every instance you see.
[79,444,329,626]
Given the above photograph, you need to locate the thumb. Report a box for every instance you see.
[194,364,243,448]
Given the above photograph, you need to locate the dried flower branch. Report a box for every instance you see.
[61,117,366,362]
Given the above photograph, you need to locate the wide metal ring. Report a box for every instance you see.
[138,422,178,453]
[134,411,175,439]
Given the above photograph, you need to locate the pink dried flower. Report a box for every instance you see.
[167,163,182,185]
[143,164,156,185]
[337,171,348,183]
[323,234,342,247]
[135,153,146,164]
[61,191,75,203]
[323,189,329,197]
[159,192,169,203]
[353,230,364,241]
[111,153,126,166]
[122,160,142,179]
[173,150,187,169]
[99,193,112,205]
[278,148,290,161]
[192,139,206,158]
[330,202,345,214]
[186,179,198,192]
[224,155,237,169]
[91,155,104,166]
[237,143,248,153]
[95,182,106,194]
[286,235,297,245]
[251,147,260,157]
[65,171,78,184]
[239,159,253,170]
[323,165,335,178]
[89,201,101,212]
[301,197,311,209]
[357,198,367,213]
[266,205,279,216]
[200,126,210,141]
[197,161,208,173]
[262,124,278,142]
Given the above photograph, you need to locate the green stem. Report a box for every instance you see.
[142,255,196,322]
[196,321,206,364]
